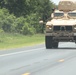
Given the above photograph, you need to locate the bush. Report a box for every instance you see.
[26,13,42,33]
[14,17,26,33]
[0,8,16,32]
[22,22,36,35]
[0,8,42,35]
[2,14,16,32]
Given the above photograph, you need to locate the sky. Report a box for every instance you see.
[51,0,60,4]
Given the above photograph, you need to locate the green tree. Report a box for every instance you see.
[0,0,56,34]
[0,0,56,17]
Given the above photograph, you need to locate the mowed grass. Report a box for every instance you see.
[0,33,45,50]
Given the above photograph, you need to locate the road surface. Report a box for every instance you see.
[0,42,76,75]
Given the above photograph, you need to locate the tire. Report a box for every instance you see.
[75,41,76,44]
[74,36,76,44]
[52,42,58,48]
[45,36,53,49]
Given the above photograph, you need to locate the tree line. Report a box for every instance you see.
[0,0,56,35]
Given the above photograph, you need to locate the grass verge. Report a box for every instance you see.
[0,32,45,50]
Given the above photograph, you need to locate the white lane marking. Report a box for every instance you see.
[0,48,44,57]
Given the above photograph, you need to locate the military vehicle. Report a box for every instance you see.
[44,0,76,49]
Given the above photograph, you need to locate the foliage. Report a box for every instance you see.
[0,0,56,35]
[0,9,36,35]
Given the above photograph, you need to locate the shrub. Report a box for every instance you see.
[0,8,41,35]
[22,22,36,35]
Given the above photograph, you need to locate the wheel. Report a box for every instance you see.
[45,36,53,49]
[75,41,76,44]
[74,36,76,44]
[52,42,58,48]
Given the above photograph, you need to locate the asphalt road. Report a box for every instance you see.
[0,42,76,75]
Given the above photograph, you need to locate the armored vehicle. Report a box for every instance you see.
[45,0,76,49]
[45,10,76,49]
